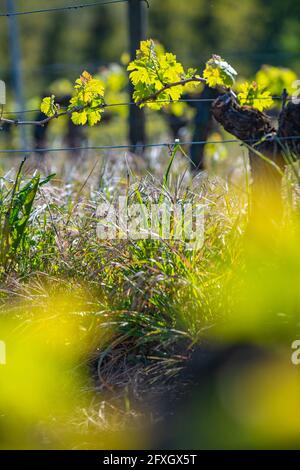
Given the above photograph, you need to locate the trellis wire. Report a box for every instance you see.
[0,135,299,154]
[0,0,135,18]
[1,95,295,116]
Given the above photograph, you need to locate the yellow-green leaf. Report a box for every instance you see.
[128,39,193,110]
[203,55,237,88]
[87,108,103,126]
[40,95,58,117]
[238,81,274,112]
[71,110,87,126]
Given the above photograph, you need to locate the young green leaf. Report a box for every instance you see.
[86,107,104,126]
[128,39,199,109]
[238,81,274,112]
[71,110,88,126]
[68,71,105,126]
[203,55,237,88]
[40,95,59,117]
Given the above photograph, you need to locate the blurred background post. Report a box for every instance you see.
[6,0,27,148]
[128,0,147,150]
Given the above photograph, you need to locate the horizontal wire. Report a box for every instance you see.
[1,95,295,116]
[0,0,130,18]
[0,135,299,154]
[2,109,42,116]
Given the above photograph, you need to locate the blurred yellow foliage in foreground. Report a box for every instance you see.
[0,288,143,449]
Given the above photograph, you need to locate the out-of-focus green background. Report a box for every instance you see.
[0,0,299,99]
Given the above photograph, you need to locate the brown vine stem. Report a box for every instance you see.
[136,76,207,106]
[0,76,216,127]
[0,103,106,127]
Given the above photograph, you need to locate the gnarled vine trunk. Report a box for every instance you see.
[211,94,300,219]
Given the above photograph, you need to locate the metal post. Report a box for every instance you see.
[128,0,146,150]
[6,0,27,148]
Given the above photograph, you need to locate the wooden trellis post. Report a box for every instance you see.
[6,0,27,149]
[128,0,146,150]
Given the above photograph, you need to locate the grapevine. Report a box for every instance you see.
[1,38,294,129]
